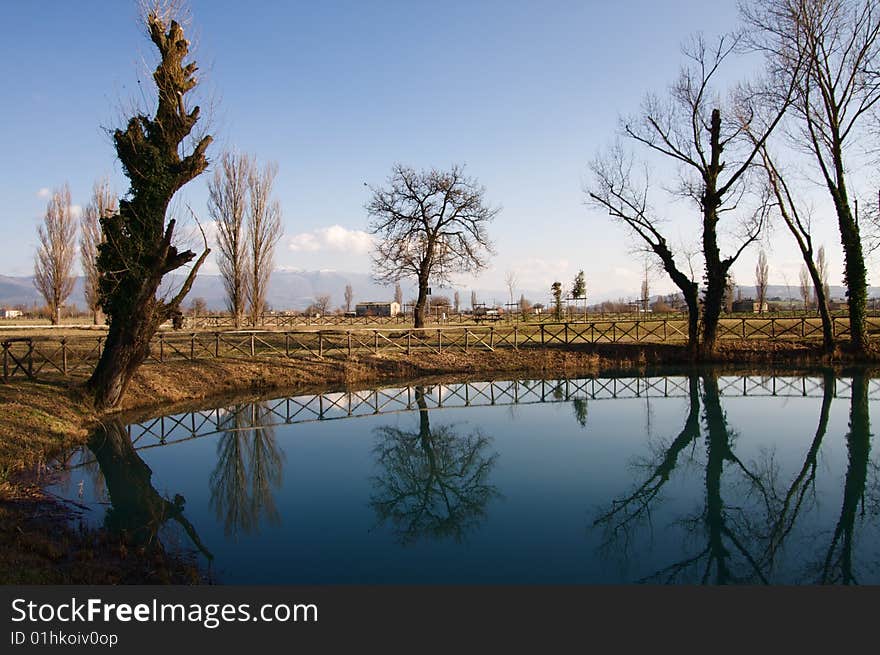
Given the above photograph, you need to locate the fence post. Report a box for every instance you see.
[215,332,220,357]
[490,326,495,349]
[159,334,165,363]
[2,342,7,381]
[540,324,545,345]
[635,321,639,342]
[61,338,68,375]
[465,329,469,352]
[348,331,352,357]
[742,318,746,339]
[514,325,518,349]
[407,331,412,355]
[663,320,667,342]
[319,332,324,358]
[564,323,569,345]
[438,329,442,353]
[27,341,33,378]
[190,333,195,361]
[285,333,290,358]
[374,330,379,354]
[250,333,256,357]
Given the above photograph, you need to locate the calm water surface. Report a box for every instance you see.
[49,369,880,584]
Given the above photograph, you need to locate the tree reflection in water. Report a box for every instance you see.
[87,419,212,560]
[819,372,874,584]
[370,386,499,545]
[209,403,285,538]
[594,370,879,584]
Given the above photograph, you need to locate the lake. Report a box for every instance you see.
[48,369,880,584]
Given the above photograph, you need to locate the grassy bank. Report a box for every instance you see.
[0,338,861,583]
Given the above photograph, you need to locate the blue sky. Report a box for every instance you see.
[0,0,868,302]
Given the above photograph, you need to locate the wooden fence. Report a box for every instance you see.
[4,315,880,382]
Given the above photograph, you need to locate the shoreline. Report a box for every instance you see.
[0,339,875,584]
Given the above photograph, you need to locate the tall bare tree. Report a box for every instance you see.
[208,150,252,328]
[744,0,880,353]
[505,271,518,310]
[640,260,651,313]
[470,289,478,310]
[619,33,794,356]
[344,284,354,312]
[80,179,117,325]
[817,245,831,303]
[246,161,282,326]
[756,249,770,315]
[724,273,737,314]
[367,164,498,328]
[750,139,834,350]
[800,264,813,311]
[89,5,212,408]
[453,290,460,313]
[34,184,77,325]
[394,282,403,307]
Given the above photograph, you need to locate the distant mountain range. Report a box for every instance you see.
[2,273,877,312]
[0,271,517,312]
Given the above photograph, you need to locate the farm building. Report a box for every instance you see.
[731,299,769,314]
[1,309,23,319]
[355,301,400,317]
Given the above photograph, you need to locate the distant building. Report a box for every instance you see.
[732,299,768,314]
[355,301,400,317]
[1,309,23,319]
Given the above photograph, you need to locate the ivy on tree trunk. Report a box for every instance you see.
[89,11,211,409]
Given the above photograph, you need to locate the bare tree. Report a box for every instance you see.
[208,150,252,328]
[619,33,794,356]
[367,164,498,328]
[724,273,737,314]
[34,184,77,325]
[453,290,460,313]
[80,178,117,324]
[817,245,831,305]
[88,6,212,408]
[246,161,282,326]
[505,271,518,310]
[189,296,207,317]
[470,289,478,310]
[314,294,331,316]
[800,263,812,312]
[344,284,354,312]
[394,282,403,307]
[640,260,651,313]
[744,0,880,353]
[588,145,701,354]
[756,249,770,315]
[749,138,835,350]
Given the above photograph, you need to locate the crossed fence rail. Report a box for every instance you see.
[52,374,874,456]
[4,315,880,382]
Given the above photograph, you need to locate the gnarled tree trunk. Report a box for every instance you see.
[88,12,211,409]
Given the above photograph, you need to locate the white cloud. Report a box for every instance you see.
[288,224,373,254]
[36,188,50,198]
[288,232,320,252]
